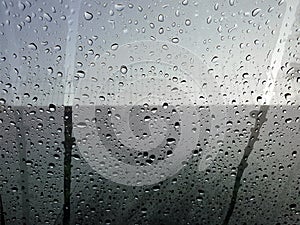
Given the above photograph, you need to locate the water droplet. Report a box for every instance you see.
[284,93,291,100]
[252,8,261,17]
[28,43,37,50]
[43,12,52,22]
[114,3,125,11]
[171,37,179,43]
[111,43,119,51]
[158,14,164,22]
[167,137,176,144]
[76,70,86,78]
[47,67,53,75]
[0,98,6,104]
[49,104,56,112]
[211,56,219,63]
[185,19,191,26]
[162,102,168,109]
[182,0,189,6]
[289,203,296,210]
[120,65,128,74]
[144,116,151,122]
[84,11,93,21]
[214,3,219,11]
[285,118,292,123]
[72,154,81,160]
[77,122,87,128]
[207,16,212,24]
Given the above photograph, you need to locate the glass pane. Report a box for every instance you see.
[0,0,299,224]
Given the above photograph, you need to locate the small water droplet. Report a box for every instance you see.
[77,122,87,128]
[76,70,86,78]
[158,14,164,22]
[114,3,125,11]
[43,12,52,22]
[167,137,176,144]
[72,154,81,160]
[28,43,37,50]
[252,8,261,17]
[49,104,56,112]
[207,16,212,24]
[120,65,128,74]
[229,0,235,6]
[185,19,191,26]
[182,0,189,6]
[111,43,119,51]
[285,118,292,124]
[171,37,179,43]
[0,98,6,104]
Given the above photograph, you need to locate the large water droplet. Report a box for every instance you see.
[84,11,93,21]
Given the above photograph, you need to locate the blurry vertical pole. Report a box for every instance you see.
[0,195,5,225]
[63,106,73,225]
[14,109,29,225]
[222,1,300,225]
[63,0,82,224]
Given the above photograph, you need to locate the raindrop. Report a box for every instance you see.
[211,56,219,63]
[49,104,56,112]
[28,43,37,50]
[167,137,176,144]
[77,122,87,128]
[289,204,296,210]
[185,19,191,26]
[171,37,179,43]
[84,11,93,21]
[0,98,6,104]
[43,12,52,22]
[285,118,292,124]
[252,8,261,17]
[207,16,212,24]
[114,3,125,11]
[182,0,189,6]
[214,3,219,11]
[111,43,119,51]
[158,14,164,22]
[144,116,151,122]
[229,0,235,6]
[72,154,81,160]
[120,65,128,74]
[76,70,86,78]
[284,93,291,100]
[162,102,168,109]
[47,67,53,75]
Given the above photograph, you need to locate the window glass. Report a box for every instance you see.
[0,0,299,224]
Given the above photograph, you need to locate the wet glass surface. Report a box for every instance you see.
[0,1,300,224]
